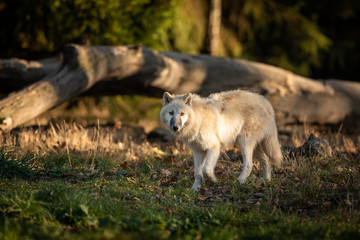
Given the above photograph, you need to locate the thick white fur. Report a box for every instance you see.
[160,90,282,191]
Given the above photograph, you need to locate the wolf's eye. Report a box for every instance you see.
[180,112,185,116]
[169,111,174,115]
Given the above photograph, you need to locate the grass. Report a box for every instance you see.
[0,122,359,239]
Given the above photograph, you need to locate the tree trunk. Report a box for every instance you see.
[208,0,222,56]
[1,44,359,130]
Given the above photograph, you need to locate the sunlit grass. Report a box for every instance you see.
[0,122,359,239]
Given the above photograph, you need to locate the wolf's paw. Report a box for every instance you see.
[191,184,201,191]
[236,177,246,184]
[203,170,217,183]
[207,174,217,183]
[191,178,202,191]
[263,175,271,181]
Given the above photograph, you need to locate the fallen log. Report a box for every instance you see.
[0,44,143,130]
[1,44,359,130]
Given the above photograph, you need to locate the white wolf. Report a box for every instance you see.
[160,90,282,191]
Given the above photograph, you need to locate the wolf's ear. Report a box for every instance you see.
[162,92,174,106]
[183,93,192,106]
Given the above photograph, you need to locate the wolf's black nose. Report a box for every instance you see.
[172,126,179,131]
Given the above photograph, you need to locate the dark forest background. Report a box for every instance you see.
[0,0,359,81]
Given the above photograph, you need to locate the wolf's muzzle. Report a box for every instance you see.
[170,116,181,132]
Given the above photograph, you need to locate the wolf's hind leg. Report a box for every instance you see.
[203,146,220,183]
[237,137,256,184]
[254,144,271,181]
[191,151,206,191]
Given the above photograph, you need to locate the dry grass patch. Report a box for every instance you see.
[0,121,359,239]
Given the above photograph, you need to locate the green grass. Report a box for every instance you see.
[0,145,359,240]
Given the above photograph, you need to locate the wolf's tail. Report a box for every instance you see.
[263,131,282,167]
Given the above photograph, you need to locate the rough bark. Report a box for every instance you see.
[0,57,60,92]
[1,44,359,130]
[208,0,222,56]
[0,44,143,130]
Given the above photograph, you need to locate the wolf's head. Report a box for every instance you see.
[160,92,193,133]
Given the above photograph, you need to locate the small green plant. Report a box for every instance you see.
[0,148,36,180]
[0,191,53,223]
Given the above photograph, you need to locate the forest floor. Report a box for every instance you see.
[0,116,359,239]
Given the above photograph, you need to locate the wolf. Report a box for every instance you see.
[160,90,282,191]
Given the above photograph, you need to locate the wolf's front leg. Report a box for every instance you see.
[203,145,220,183]
[191,151,206,191]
